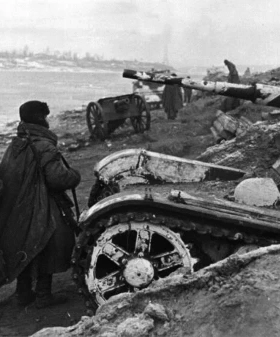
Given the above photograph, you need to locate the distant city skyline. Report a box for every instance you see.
[1,0,280,68]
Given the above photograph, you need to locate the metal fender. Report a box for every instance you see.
[94,148,246,186]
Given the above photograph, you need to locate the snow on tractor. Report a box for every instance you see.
[86,93,151,141]
[71,149,280,314]
[132,80,164,110]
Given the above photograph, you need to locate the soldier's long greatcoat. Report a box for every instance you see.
[0,123,80,284]
[162,84,183,119]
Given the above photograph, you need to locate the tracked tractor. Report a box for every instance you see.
[72,149,280,314]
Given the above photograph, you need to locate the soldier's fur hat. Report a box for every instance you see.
[19,100,50,128]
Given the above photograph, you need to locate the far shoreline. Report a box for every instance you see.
[0,67,121,74]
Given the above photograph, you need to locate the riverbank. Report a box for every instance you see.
[0,54,171,73]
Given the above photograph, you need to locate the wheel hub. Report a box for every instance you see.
[123,258,154,287]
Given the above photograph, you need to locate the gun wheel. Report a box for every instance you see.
[85,222,192,306]
[86,102,108,140]
[131,94,151,133]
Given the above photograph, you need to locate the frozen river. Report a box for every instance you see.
[0,70,134,128]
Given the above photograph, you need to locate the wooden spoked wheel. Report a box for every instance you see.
[131,95,151,133]
[86,102,108,140]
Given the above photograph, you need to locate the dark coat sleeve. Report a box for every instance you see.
[44,159,81,191]
[38,143,81,192]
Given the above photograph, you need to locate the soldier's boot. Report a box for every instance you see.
[16,268,36,306]
[35,273,68,309]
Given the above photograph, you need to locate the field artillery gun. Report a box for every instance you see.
[72,149,280,314]
[86,93,151,141]
[123,69,280,108]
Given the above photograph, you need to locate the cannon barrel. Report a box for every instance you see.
[123,69,280,108]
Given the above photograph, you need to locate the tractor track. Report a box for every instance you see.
[71,206,279,314]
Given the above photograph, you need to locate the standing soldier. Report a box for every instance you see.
[222,60,241,111]
[224,59,240,84]
[183,87,192,104]
[162,73,183,120]
[0,100,81,308]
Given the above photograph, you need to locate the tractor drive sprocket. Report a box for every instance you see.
[72,207,278,315]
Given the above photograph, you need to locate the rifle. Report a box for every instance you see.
[61,155,80,222]
[123,69,280,108]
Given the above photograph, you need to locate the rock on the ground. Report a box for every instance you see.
[197,121,280,178]
[234,177,280,206]
[116,315,154,337]
[211,110,241,141]
[143,302,169,321]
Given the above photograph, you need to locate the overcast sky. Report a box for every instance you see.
[1,0,280,67]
